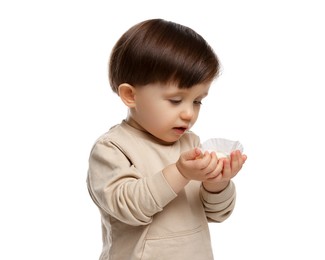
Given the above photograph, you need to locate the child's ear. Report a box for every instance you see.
[118,83,136,108]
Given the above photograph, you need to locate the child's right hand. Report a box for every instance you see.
[176,148,224,181]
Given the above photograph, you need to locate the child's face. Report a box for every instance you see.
[128,82,211,144]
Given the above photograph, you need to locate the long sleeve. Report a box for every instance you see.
[87,141,177,226]
[200,181,236,222]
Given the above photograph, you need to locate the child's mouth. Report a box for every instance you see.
[173,127,187,134]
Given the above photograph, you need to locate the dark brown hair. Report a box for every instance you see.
[109,19,220,94]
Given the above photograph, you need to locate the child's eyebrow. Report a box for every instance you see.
[195,92,209,100]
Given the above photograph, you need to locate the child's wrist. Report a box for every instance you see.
[163,164,189,193]
[202,181,229,193]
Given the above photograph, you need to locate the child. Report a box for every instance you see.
[87,18,247,260]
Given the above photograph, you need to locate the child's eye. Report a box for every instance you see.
[169,99,182,104]
[194,100,202,105]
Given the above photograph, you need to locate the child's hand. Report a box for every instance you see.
[176,148,224,181]
[203,150,247,192]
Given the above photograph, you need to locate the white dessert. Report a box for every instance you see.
[201,149,228,159]
[215,151,228,159]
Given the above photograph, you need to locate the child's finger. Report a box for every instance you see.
[183,148,202,161]
[231,150,244,173]
[222,158,231,179]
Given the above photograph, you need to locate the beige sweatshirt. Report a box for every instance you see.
[87,120,236,260]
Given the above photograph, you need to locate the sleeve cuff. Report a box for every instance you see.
[201,181,235,204]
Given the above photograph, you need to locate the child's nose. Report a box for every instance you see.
[180,105,194,120]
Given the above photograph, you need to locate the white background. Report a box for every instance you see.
[1,0,324,259]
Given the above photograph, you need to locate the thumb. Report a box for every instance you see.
[182,148,202,161]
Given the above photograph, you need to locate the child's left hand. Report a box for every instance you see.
[202,150,247,192]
